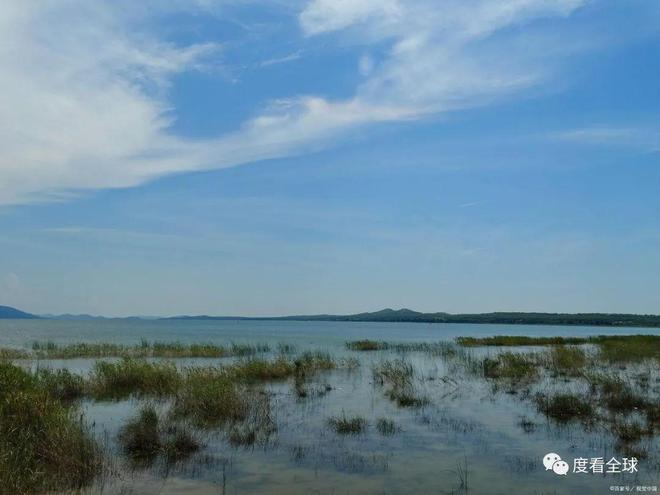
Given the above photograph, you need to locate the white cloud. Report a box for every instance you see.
[0,0,599,205]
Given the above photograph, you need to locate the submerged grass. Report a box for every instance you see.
[482,352,539,382]
[327,414,367,435]
[376,418,398,436]
[0,362,104,494]
[535,393,595,422]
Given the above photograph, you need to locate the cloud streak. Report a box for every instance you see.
[0,0,605,205]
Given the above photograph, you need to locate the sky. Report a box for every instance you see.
[0,0,659,317]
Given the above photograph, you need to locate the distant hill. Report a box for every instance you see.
[166,308,660,328]
[0,305,39,319]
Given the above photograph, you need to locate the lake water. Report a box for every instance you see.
[1,319,658,494]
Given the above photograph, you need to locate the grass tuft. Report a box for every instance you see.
[327,414,367,435]
[375,418,398,436]
[535,393,594,422]
[482,352,538,382]
[90,358,181,399]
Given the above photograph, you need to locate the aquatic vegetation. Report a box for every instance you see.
[373,359,428,408]
[535,393,595,422]
[119,405,201,466]
[90,358,182,399]
[35,367,86,402]
[173,369,250,426]
[346,339,387,351]
[162,425,201,463]
[481,352,539,382]
[26,340,271,359]
[347,340,463,358]
[296,350,336,371]
[375,418,398,436]
[119,405,162,464]
[548,345,587,376]
[0,362,104,494]
[1,333,657,492]
[327,414,367,435]
[0,347,30,360]
[596,335,660,362]
[277,342,297,354]
[229,342,271,356]
[457,335,660,363]
[612,420,648,444]
[517,416,538,433]
[373,359,414,388]
[229,357,296,381]
[457,336,590,347]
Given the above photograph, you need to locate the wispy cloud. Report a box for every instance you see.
[259,51,303,67]
[554,126,660,151]
[0,0,639,206]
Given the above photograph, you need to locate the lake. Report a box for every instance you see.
[1,319,658,494]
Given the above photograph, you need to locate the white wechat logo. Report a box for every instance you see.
[543,453,569,476]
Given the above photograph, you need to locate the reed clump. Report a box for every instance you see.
[327,414,367,434]
[119,405,201,466]
[548,345,587,376]
[90,358,182,399]
[373,359,428,408]
[0,362,104,494]
[482,352,539,382]
[535,393,595,422]
[346,340,387,351]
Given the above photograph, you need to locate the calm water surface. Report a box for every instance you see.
[1,319,658,494]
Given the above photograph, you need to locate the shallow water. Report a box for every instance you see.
[1,319,658,494]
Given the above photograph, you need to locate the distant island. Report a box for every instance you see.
[1,305,660,328]
[168,308,660,328]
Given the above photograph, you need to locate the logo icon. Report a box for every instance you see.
[543,453,568,475]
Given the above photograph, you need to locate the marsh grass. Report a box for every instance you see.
[119,405,201,467]
[327,414,367,435]
[90,358,182,399]
[26,340,271,359]
[457,336,590,347]
[482,352,539,382]
[119,405,162,465]
[517,416,538,433]
[0,362,104,494]
[457,335,659,364]
[596,335,660,363]
[375,418,398,436]
[373,359,429,408]
[612,420,648,444]
[548,345,587,376]
[35,367,86,402]
[0,347,30,360]
[346,340,387,351]
[173,369,249,426]
[535,393,595,422]
[347,340,465,358]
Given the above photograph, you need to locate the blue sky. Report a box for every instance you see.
[0,0,659,316]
